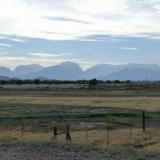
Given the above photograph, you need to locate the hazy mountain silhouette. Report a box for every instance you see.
[102,67,160,81]
[84,64,125,79]
[26,62,83,80]
[0,76,11,80]
[127,63,160,70]
[14,64,44,77]
[1,62,160,80]
[0,67,14,77]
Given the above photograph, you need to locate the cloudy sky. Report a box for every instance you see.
[0,0,160,70]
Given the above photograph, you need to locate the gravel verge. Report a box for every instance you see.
[0,142,159,160]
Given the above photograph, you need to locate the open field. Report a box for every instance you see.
[0,127,159,151]
[2,82,160,97]
[0,96,160,112]
[0,84,159,159]
[0,126,159,159]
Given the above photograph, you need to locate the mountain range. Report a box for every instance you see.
[0,62,160,81]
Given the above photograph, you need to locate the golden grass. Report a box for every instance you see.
[0,96,160,111]
[144,143,160,152]
[0,127,159,153]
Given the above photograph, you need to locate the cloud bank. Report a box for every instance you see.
[0,0,160,69]
[0,0,160,40]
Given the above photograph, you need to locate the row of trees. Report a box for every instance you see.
[0,79,132,86]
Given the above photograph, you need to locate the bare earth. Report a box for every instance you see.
[0,143,159,160]
[0,143,121,160]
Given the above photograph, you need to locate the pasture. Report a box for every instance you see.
[0,83,159,159]
[0,96,160,112]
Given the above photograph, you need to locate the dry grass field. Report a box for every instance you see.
[0,96,160,111]
[0,127,159,154]
[0,85,159,159]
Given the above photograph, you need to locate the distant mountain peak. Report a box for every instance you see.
[61,61,77,65]
[0,62,160,80]
[102,67,160,81]
[60,61,82,68]
[35,61,83,80]
[0,76,11,80]
[15,64,43,70]
[14,64,44,76]
[0,66,13,77]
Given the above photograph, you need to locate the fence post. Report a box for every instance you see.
[106,117,110,146]
[52,126,58,141]
[85,121,88,141]
[66,124,71,142]
[21,122,24,141]
[129,118,133,138]
[142,111,146,132]
[130,127,132,138]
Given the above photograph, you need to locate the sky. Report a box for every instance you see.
[0,0,160,70]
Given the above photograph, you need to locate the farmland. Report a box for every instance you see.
[0,83,159,159]
[0,96,160,112]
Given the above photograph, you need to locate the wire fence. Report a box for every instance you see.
[0,110,159,147]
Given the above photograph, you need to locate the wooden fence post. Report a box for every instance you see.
[66,124,71,142]
[130,127,132,138]
[129,118,133,138]
[106,118,110,146]
[85,121,88,141]
[52,126,57,141]
[142,111,146,132]
[21,122,24,141]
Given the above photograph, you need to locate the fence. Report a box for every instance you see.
[0,110,159,147]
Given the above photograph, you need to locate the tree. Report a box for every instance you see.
[106,80,112,84]
[0,80,6,85]
[15,79,22,85]
[34,79,40,88]
[89,79,98,88]
[126,80,131,83]
[113,80,121,84]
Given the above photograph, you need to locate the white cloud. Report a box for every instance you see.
[0,34,26,42]
[0,0,160,40]
[120,47,138,51]
[67,0,127,15]
[28,52,74,58]
[0,43,12,47]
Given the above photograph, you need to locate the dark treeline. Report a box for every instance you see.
[0,79,156,85]
[0,79,89,85]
